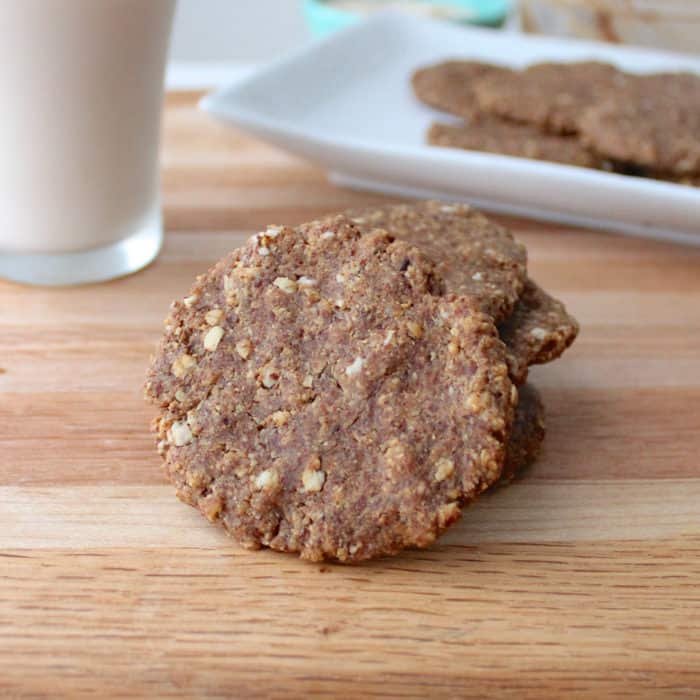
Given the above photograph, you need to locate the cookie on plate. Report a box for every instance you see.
[578,72,700,175]
[412,60,513,120]
[427,119,602,169]
[346,200,528,323]
[474,61,625,135]
[145,215,516,562]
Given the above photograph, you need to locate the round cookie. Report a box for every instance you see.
[345,201,528,323]
[412,60,514,120]
[145,215,516,562]
[474,61,625,135]
[501,383,545,483]
[578,72,700,175]
[427,119,602,169]
[498,280,579,385]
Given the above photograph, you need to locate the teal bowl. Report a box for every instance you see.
[303,0,511,36]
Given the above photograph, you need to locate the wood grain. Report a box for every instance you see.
[1,91,700,698]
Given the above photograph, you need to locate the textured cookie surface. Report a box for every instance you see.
[578,72,700,175]
[145,216,515,562]
[474,61,625,135]
[428,119,601,168]
[346,201,527,323]
[346,202,578,382]
[498,280,579,384]
[501,383,545,482]
[412,60,513,120]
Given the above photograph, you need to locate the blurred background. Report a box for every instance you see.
[169,0,699,65]
[170,1,308,62]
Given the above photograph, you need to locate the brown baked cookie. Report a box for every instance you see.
[579,72,700,175]
[345,202,578,383]
[346,201,527,323]
[412,60,513,120]
[498,280,579,385]
[501,383,545,483]
[427,119,602,169]
[660,173,700,188]
[474,61,625,135]
[145,215,516,563]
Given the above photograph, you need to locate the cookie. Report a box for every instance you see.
[501,383,545,482]
[427,119,602,168]
[578,72,700,175]
[346,201,527,323]
[474,61,625,135]
[498,280,580,385]
[145,215,516,562]
[412,60,513,120]
[345,202,578,383]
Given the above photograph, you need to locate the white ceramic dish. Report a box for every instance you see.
[201,10,700,244]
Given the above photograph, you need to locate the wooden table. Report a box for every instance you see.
[2,91,700,699]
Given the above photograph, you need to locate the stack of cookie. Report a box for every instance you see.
[413,60,700,186]
[145,201,577,562]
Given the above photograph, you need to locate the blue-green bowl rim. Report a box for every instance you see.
[303,0,510,29]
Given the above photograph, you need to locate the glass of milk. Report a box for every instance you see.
[0,0,176,286]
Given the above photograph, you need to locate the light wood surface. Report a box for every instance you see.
[2,91,700,699]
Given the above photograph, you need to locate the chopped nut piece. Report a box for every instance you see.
[203,326,224,351]
[171,353,196,377]
[170,421,193,447]
[437,501,460,528]
[260,366,280,388]
[254,468,279,491]
[434,457,455,482]
[472,272,483,281]
[302,467,326,493]
[302,374,314,388]
[297,276,317,287]
[383,329,395,346]
[273,276,298,294]
[235,338,253,360]
[530,327,547,340]
[270,410,290,427]
[205,308,224,325]
[320,230,335,239]
[345,356,364,376]
[174,389,187,402]
[183,295,198,308]
[348,543,360,555]
[265,225,283,238]
[407,321,423,339]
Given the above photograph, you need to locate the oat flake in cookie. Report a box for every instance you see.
[346,201,527,323]
[145,216,515,562]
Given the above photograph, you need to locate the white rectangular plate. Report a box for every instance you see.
[201,11,700,245]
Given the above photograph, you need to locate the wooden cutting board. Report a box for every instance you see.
[2,91,699,699]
